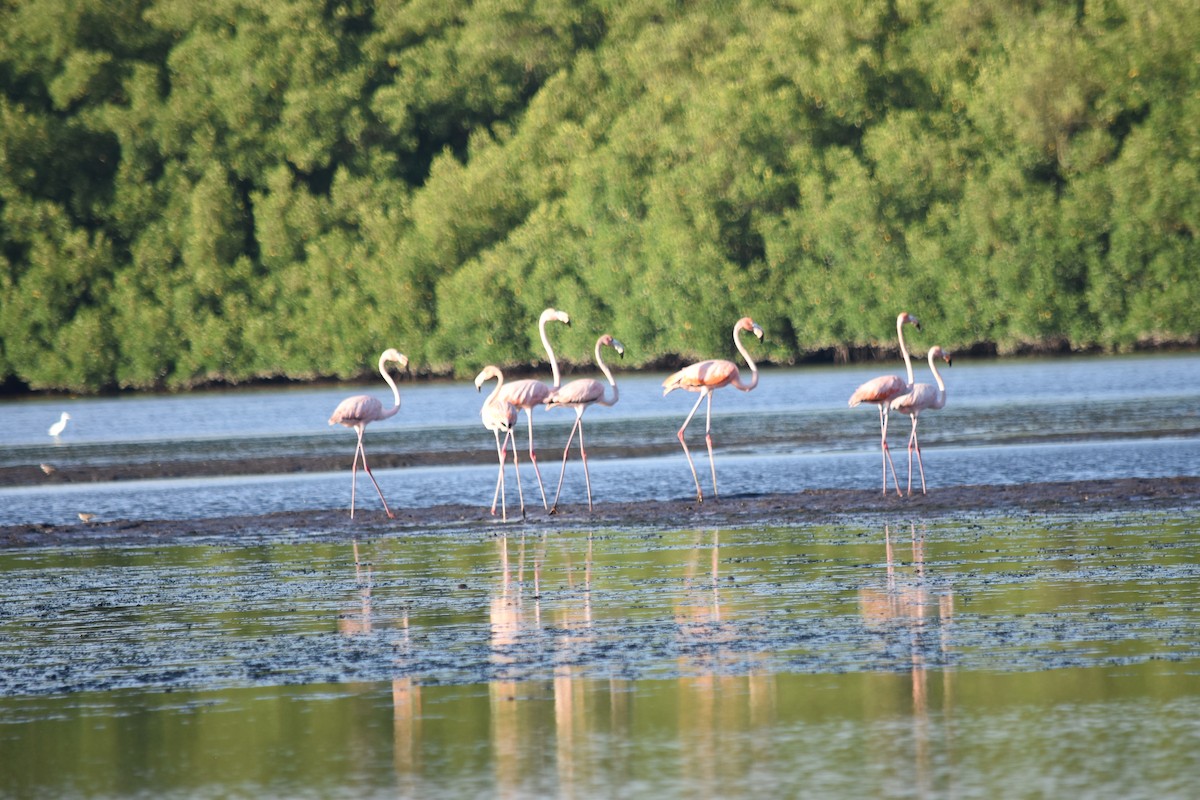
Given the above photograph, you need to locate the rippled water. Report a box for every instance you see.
[2,515,1200,797]
[2,352,1198,525]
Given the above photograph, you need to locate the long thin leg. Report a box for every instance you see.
[550,415,581,513]
[880,405,901,497]
[358,440,394,518]
[348,432,363,519]
[492,429,507,521]
[524,409,549,510]
[677,391,708,503]
[910,416,927,495]
[578,420,593,511]
[510,430,525,520]
[905,414,927,496]
[703,393,718,500]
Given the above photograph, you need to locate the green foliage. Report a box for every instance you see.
[0,0,1197,393]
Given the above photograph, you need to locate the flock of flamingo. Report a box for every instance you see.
[329,309,951,521]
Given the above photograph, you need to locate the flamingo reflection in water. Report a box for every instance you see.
[858,523,955,795]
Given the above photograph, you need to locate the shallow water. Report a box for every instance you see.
[2,353,1198,526]
[2,513,1200,797]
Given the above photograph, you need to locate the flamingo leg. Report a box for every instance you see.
[550,415,581,513]
[348,431,363,519]
[511,429,525,520]
[358,436,394,518]
[523,408,549,510]
[880,405,902,497]
[905,414,927,496]
[911,417,927,495]
[492,429,507,522]
[676,391,708,503]
[578,417,593,512]
[704,393,719,500]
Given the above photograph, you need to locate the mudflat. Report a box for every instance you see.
[3,475,1197,550]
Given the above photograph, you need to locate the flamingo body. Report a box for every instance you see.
[329,348,407,519]
[546,334,624,512]
[848,374,908,408]
[663,359,746,394]
[663,316,763,503]
[498,378,553,409]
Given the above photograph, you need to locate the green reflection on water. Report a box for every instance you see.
[2,512,1200,796]
[3,665,1200,798]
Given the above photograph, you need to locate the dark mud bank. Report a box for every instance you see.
[3,476,1197,550]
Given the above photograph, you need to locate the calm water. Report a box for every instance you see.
[2,353,1198,526]
[2,516,1200,797]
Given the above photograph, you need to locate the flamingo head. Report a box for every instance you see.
[737,317,764,341]
[474,365,503,392]
[899,312,921,331]
[599,334,625,358]
[381,349,409,371]
[541,308,571,327]
[928,346,952,367]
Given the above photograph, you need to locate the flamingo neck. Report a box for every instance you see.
[486,375,504,406]
[541,315,562,388]
[897,314,914,386]
[595,339,619,406]
[927,351,947,409]
[734,324,760,391]
[379,354,402,419]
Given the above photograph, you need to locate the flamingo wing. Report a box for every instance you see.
[546,378,605,408]
[849,374,908,407]
[329,394,383,427]
[497,379,552,409]
[662,359,739,395]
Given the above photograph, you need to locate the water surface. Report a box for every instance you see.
[2,353,1198,526]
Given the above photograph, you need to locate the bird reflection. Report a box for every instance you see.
[337,540,423,789]
[858,523,955,797]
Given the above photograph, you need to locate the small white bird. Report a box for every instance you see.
[77,512,96,523]
[39,463,57,475]
[48,412,70,437]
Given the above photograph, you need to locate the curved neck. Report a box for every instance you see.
[541,315,562,388]
[897,314,915,386]
[485,374,503,406]
[733,324,759,391]
[927,351,947,408]
[595,339,619,407]
[379,354,402,419]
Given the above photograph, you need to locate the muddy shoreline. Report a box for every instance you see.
[3,475,1197,550]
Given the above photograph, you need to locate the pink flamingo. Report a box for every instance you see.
[476,365,525,522]
[848,312,922,496]
[495,307,570,510]
[663,316,764,503]
[890,346,952,496]
[545,334,624,513]
[328,348,408,519]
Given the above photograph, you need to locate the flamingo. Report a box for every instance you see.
[328,348,408,519]
[48,412,70,437]
[848,312,922,496]
[663,316,764,503]
[890,346,952,496]
[495,307,570,510]
[545,334,625,513]
[475,365,525,522]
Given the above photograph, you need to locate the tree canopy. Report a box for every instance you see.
[1,0,1197,392]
